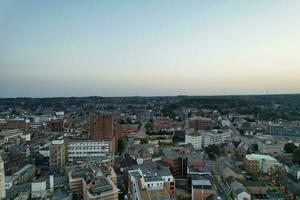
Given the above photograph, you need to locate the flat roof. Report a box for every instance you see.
[245,154,277,161]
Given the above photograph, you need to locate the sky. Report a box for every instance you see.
[0,0,300,97]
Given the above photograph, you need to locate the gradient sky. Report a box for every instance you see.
[0,0,300,97]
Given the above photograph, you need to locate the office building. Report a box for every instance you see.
[49,140,66,169]
[68,140,112,162]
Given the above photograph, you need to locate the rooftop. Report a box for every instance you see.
[245,154,277,161]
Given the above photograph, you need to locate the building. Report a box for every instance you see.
[0,129,23,144]
[0,119,26,130]
[191,179,216,200]
[68,140,112,162]
[128,143,161,164]
[68,163,118,200]
[49,140,66,170]
[48,118,65,132]
[185,129,231,150]
[269,122,300,137]
[242,181,266,195]
[163,149,204,178]
[127,163,175,200]
[163,149,186,177]
[188,117,213,130]
[244,154,280,175]
[185,130,204,150]
[203,129,232,147]
[89,113,114,140]
[153,117,183,131]
[5,164,36,189]
[271,169,300,200]
[258,142,282,154]
[0,156,5,199]
[226,177,251,200]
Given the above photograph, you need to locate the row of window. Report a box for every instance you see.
[69,146,108,150]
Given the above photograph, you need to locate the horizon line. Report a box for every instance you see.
[1,92,300,99]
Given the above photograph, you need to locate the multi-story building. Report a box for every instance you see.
[191,179,216,200]
[49,140,66,170]
[188,117,213,130]
[244,154,280,176]
[185,129,231,150]
[48,118,65,132]
[89,113,114,140]
[127,163,175,200]
[0,129,23,145]
[203,129,232,147]
[268,122,300,137]
[153,117,183,131]
[258,142,282,154]
[0,156,5,199]
[67,140,112,162]
[163,149,185,177]
[0,119,27,130]
[68,163,118,200]
[5,164,36,189]
[185,130,204,150]
[163,149,204,178]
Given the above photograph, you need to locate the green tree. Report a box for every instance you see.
[144,122,153,134]
[293,147,300,165]
[251,144,258,152]
[140,138,149,144]
[204,144,219,159]
[117,136,128,153]
[284,142,298,153]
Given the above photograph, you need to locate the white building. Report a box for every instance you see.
[128,164,175,200]
[245,154,281,173]
[0,129,23,144]
[185,129,232,150]
[185,131,204,150]
[68,140,111,162]
[0,157,5,199]
[203,129,232,147]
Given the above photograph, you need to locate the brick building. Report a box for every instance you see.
[89,113,114,140]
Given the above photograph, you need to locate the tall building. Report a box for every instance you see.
[89,113,114,140]
[49,140,66,170]
[0,156,6,199]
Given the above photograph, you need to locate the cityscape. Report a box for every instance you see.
[1,1,300,200]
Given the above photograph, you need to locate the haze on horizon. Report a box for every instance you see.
[0,0,300,98]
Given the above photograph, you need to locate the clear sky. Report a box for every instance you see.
[0,0,299,97]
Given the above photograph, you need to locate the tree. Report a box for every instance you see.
[251,144,258,152]
[293,147,300,165]
[117,136,128,153]
[284,142,298,153]
[204,144,220,159]
[140,138,149,144]
[144,122,153,134]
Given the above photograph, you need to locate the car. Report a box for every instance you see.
[217,196,221,200]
